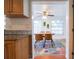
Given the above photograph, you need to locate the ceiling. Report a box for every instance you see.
[32,1,67,20]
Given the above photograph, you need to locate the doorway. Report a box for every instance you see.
[32,1,71,59]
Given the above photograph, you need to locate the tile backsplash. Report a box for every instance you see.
[4,17,32,30]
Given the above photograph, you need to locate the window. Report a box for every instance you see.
[51,20,64,35]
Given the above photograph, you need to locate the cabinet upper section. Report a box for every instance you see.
[4,0,31,18]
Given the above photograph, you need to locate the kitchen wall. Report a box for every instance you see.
[4,17,32,30]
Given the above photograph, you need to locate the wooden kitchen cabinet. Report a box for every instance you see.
[4,35,29,59]
[4,0,31,18]
[15,36,29,59]
[4,0,12,15]
[4,40,16,59]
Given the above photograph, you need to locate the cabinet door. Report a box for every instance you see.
[12,0,23,14]
[15,37,29,59]
[4,0,23,15]
[4,41,16,59]
[4,0,13,15]
[4,0,31,17]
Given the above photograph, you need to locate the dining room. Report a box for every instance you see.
[32,1,70,59]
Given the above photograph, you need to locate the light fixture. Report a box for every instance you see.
[43,11,48,16]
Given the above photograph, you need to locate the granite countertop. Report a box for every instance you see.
[4,30,32,35]
[4,30,32,40]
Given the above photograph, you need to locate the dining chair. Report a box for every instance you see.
[34,34,44,48]
[44,34,55,48]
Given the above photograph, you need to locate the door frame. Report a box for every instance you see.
[69,0,74,59]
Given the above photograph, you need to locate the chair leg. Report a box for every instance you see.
[51,40,55,48]
[43,40,46,48]
[34,41,37,48]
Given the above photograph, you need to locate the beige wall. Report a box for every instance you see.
[5,17,32,30]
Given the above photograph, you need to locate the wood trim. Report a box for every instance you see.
[69,0,74,59]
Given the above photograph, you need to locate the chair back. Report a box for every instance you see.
[35,34,43,41]
[45,34,52,40]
